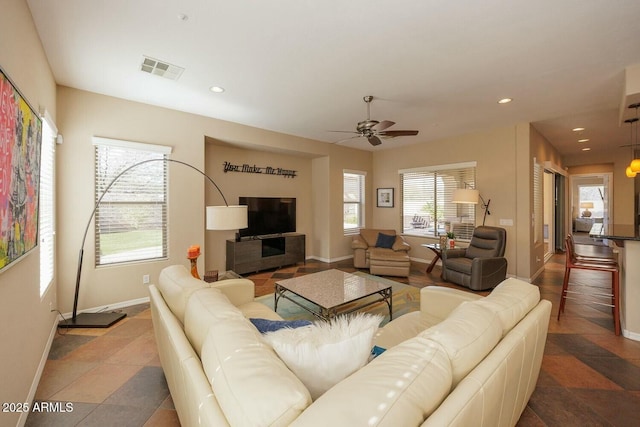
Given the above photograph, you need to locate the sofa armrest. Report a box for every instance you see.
[441,248,466,260]
[351,235,369,250]
[210,278,255,306]
[392,236,411,252]
[420,286,482,320]
[470,257,508,288]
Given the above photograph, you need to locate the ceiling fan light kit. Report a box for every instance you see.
[332,96,419,146]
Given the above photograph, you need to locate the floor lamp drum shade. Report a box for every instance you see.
[206,205,248,230]
[451,188,479,204]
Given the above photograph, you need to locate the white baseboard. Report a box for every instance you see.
[623,328,640,342]
[306,254,353,264]
[20,316,58,427]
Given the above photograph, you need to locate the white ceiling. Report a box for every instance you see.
[26,0,640,156]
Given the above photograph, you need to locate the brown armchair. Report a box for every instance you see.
[441,226,507,291]
[352,229,411,277]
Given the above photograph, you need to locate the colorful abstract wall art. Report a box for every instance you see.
[0,67,42,271]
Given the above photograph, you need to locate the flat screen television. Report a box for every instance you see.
[238,197,296,238]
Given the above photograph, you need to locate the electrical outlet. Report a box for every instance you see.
[143,274,150,285]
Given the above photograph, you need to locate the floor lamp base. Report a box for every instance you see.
[58,312,127,328]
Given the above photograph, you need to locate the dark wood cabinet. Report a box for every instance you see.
[226,234,305,274]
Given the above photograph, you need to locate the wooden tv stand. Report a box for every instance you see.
[225,233,305,275]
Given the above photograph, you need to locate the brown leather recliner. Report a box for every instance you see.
[441,226,507,291]
[351,229,411,277]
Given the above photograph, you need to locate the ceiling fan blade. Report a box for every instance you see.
[328,130,360,134]
[379,130,419,137]
[372,120,395,131]
[368,135,382,146]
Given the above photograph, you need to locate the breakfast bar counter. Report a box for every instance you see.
[591,224,640,341]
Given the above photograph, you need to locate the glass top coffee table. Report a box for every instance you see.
[274,269,393,321]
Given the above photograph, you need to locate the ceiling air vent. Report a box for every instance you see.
[140,56,184,80]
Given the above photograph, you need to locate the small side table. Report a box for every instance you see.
[422,243,458,274]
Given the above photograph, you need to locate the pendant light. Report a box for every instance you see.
[628,103,640,176]
[625,116,637,178]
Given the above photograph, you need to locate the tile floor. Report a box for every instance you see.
[27,251,640,426]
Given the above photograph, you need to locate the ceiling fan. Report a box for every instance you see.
[331,95,419,146]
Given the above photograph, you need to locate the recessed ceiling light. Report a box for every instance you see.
[210,86,225,93]
[578,138,589,143]
[497,98,512,104]
[572,127,585,132]
[581,147,591,151]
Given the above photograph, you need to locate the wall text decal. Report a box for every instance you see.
[222,161,297,178]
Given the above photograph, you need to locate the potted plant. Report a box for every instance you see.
[446,231,456,249]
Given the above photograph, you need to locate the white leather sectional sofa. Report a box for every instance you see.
[149,265,551,426]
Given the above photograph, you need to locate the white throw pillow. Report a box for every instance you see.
[263,313,383,399]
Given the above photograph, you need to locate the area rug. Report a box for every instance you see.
[255,272,420,325]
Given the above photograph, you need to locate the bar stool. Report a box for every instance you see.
[558,236,620,336]
[567,234,617,264]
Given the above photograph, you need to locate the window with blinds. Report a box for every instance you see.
[533,160,542,244]
[344,171,366,235]
[94,139,169,266]
[39,113,56,296]
[400,163,476,240]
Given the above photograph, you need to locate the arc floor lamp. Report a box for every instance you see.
[59,159,247,328]
[451,186,491,226]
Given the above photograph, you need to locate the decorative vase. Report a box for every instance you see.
[449,239,455,249]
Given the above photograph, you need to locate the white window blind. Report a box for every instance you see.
[533,160,542,244]
[344,171,366,235]
[93,140,170,265]
[400,164,476,240]
[39,111,56,296]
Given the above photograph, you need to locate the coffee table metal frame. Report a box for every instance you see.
[274,270,393,321]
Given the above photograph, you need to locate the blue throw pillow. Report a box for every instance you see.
[370,345,386,359]
[250,318,312,333]
[375,233,396,249]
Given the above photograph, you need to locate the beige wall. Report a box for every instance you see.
[567,160,636,226]
[203,142,314,269]
[529,125,565,278]
[371,124,532,279]
[56,86,374,316]
[56,87,210,313]
[0,0,58,424]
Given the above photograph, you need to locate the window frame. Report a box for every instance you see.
[399,162,477,241]
[343,170,366,235]
[39,110,56,297]
[92,137,172,266]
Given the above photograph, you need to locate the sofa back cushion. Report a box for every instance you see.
[360,229,396,247]
[158,265,209,325]
[420,301,502,386]
[201,316,311,427]
[184,288,245,357]
[474,278,540,336]
[290,335,452,427]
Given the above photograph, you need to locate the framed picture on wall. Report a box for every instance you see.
[377,188,394,208]
[0,67,43,272]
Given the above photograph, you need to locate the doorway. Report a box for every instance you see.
[543,170,554,260]
[543,170,566,261]
[569,173,612,237]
